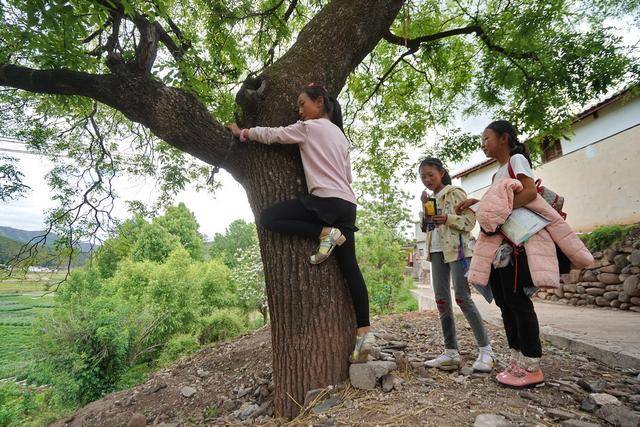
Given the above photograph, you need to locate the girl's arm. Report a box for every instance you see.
[512,174,537,208]
[454,198,479,214]
[228,122,307,145]
[442,189,476,232]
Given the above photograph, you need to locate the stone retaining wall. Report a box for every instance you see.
[533,237,640,313]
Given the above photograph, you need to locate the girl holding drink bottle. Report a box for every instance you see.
[418,157,494,372]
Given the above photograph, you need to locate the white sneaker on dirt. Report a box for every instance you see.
[424,349,460,371]
[472,346,495,372]
[349,332,375,363]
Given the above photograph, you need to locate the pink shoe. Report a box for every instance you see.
[495,361,518,382]
[497,365,544,388]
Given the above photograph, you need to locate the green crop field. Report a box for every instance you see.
[0,273,58,379]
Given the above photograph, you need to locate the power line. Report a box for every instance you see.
[0,138,138,162]
[0,137,27,145]
[0,147,36,156]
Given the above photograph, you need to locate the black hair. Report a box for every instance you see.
[486,120,531,165]
[419,157,452,185]
[302,83,344,132]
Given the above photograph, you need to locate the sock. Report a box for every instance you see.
[522,356,541,372]
[509,348,521,364]
[479,344,493,354]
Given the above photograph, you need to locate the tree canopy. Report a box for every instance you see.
[1,0,638,249]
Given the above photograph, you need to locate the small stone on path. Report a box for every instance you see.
[473,413,516,427]
[180,386,196,398]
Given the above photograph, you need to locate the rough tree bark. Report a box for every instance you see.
[236,1,404,417]
[0,0,404,418]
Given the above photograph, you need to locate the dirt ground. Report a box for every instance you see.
[55,311,640,426]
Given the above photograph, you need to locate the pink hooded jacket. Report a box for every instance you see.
[468,178,593,289]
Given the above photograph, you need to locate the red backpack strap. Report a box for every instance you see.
[507,158,516,179]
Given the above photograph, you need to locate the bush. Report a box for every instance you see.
[580,224,638,252]
[198,309,246,344]
[395,277,418,313]
[356,227,413,314]
[12,206,259,423]
[131,222,180,263]
[0,383,71,427]
[30,297,140,405]
[116,363,154,390]
[196,259,239,314]
[0,383,36,426]
[157,334,200,367]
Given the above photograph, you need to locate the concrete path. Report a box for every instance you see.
[412,281,640,370]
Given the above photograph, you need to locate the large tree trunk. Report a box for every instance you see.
[234,1,404,418]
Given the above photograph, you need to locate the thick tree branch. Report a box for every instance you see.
[384,24,539,60]
[241,0,405,127]
[134,17,159,73]
[0,63,240,176]
[153,21,190,61]
[92,0,192,69]
[383,25,482,50]
[282,0,299,20]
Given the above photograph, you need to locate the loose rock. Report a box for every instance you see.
[546,408,574,420]
[311,396,342,414]
[596,403,640,427]
[589,393,621,406]
[180,386,196,398]
[474,413,516,427]
[577,379,607,393]
[561,420,600,427]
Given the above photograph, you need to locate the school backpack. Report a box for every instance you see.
[507,161,567,219]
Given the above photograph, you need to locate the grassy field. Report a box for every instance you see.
[0,273,60,380]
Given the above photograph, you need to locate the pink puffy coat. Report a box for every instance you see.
[468,178,593,289]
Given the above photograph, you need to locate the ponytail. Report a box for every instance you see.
[302,83,344,132]
[419,157,452,185]
[486,120,531,166]
[328,95,344,132]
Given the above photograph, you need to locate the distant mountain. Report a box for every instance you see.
[0,235,25,265]
[0,234,60,267]
[0,226,96,253]
[0,227,95,268]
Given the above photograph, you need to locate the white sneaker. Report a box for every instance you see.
[350,332,375,363]
[472,345,494,372]
[310,228,346,265]
[424,349,460,371]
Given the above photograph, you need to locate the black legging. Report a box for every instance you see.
[489,249,542,358]
[259,197,370,328]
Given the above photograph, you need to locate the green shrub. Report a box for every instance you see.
[394,277,418,313]
[356,227,412,314]
[198,309,246,344]
[0,383,36,426]
[581,224,638,252]
[29,297,140,405]
[196,259,239,314]
[157,334,200,367]
[0,383,72,427]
